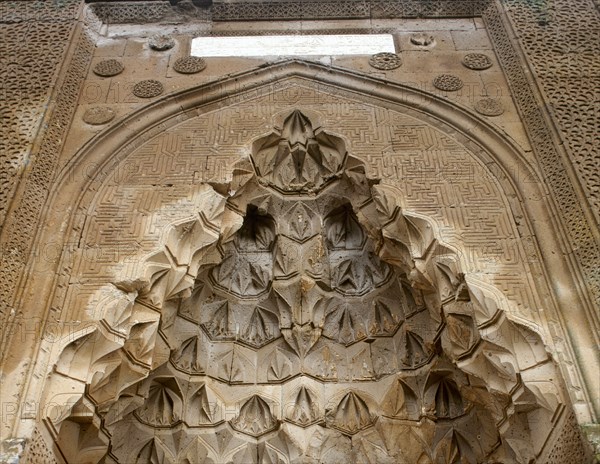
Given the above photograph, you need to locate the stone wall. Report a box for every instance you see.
[0,1,597,462]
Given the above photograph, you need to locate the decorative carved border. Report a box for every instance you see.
[0,0,82,230]
[26,63,594,461]
[502,0,600,224]
[0,1,80,23]
[539,410,593,463]
[85,0,489,23]
[77,0,599,312]
[210,0,489,21]
[2,0,596,384]
[0,23,95,350]
[483,2,600,310]
[88,1,211,23]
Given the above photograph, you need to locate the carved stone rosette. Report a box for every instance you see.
[475,98,504,116]
[173,56,207,74]
[462,52,493,70]
[133,79,164,98]
[47,111,569,463]
[369,52,402,70]
[433,74,464,91]
[93,59,124,77]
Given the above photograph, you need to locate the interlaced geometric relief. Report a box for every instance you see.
[49,111,567,463]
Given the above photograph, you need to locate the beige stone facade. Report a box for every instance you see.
[0,1,598,463]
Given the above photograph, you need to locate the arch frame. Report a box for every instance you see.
[6,59,598,445]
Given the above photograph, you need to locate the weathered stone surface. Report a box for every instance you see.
[0,3,597,463]
[28,108,591,462]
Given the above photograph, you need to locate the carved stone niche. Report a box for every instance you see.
[44,111,580,463]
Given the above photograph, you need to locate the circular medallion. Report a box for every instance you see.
[93,59,124,77]
[410,33,435,46]
[149,34,175,51]
[462,53,493,70]
[474,98,504,116]
[173,56,207,74]
[83,107,116,125]
[433,74,464,91]
[369,52,402,70]
[133,79,164,98]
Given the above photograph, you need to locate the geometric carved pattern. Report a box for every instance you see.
[209,1,488,21]
[132,79,164,98]
[20,427,57,464]
[48,111,568,463]
[461,53,493,70]
[368,52,402,70]
[173,56,207,74]
[250,110,346,194]
[93,59,124,77]
[484,1,600,308]
[88,2,211,24]
[326,391,375,434]
[544,411,592,464]
[502,0,600,222]
[0,13,77,230]
[230,395,279,436]
[433,74,464,91]
[0,5,94,338]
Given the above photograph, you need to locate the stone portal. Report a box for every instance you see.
[48,111,567,463]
